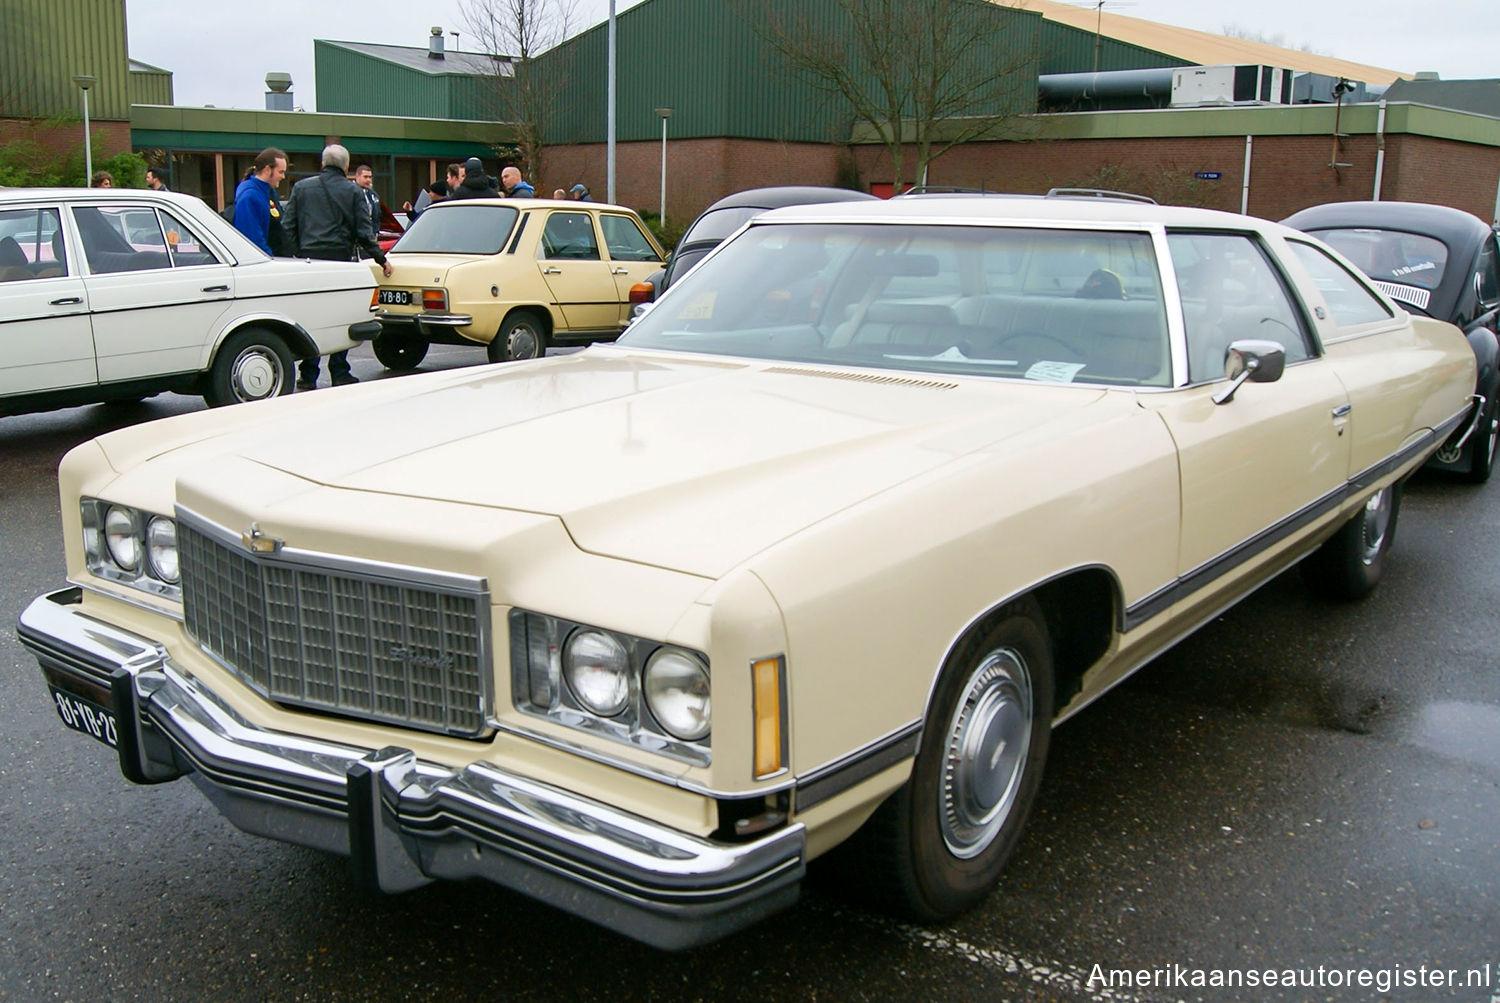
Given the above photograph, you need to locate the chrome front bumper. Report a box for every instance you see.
[17,588,805,949]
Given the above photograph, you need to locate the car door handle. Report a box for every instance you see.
[541,266,562,274]
[49,296,82,305]
[612,267,630,275]
[202,284,230,292]
[1331,403,1352,418]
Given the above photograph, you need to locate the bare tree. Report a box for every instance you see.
[460,0,581,188]
[1219,23,1322,55]
[750,0,1038,192]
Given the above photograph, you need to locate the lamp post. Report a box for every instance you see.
[72,74,96,183]
[654,106,673,224]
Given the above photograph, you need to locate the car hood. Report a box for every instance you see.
[138,349,1111,578]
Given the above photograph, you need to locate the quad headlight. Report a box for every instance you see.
[511,610,710,766]
[82,499,182,600]
[563,630,631,717]
[643,648,711,741]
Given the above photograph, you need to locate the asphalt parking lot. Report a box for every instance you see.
[2,343,1497,1002]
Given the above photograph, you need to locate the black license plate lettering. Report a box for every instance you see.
[50,686,119,748]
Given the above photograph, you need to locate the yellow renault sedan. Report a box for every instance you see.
[369,198,664,367]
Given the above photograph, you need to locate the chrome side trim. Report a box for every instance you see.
[17,589,804,950]
[793,721,922,812]
[1121,406,1469,630]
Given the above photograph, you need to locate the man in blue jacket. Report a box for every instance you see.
[232,148,287,254]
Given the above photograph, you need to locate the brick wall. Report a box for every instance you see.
[547,131,1500,224]
[0,117,133,171]
[543,138,843,219]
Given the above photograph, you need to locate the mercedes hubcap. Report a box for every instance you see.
[231,348,282,402]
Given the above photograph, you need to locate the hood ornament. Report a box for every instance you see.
[241,522,283,554]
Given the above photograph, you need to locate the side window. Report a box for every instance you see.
[73,206,173,274]
[599,214,660,262]
[159,208,222,267]
[1168,232,1312,384]
[1287,240,1394,327]
[0,207,66,281]
[539,212,600,260]
[1477,238,1499,308]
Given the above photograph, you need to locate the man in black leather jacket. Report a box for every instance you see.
[284,144,393,389]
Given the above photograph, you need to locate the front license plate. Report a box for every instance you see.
[378,289,412,305]
[49,685,119,748]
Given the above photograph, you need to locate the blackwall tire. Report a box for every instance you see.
[487,310,548,363]
[858,597,1054,922]
[203,328,294,407]
[1302,482,1401,601]
[372,333,429,371]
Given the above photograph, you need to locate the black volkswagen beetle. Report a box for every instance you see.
[1284,201,1500,482]
[631,186,878,308]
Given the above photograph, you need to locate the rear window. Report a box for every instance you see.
[1309,227,1449,291]
[680,207,762,246]
[394,204,519,254]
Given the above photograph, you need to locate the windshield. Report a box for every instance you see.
[622,222,1171,386]
[394,204,519,254]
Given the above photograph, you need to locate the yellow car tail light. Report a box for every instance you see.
[422,289,447,311]
[752,656,785,778]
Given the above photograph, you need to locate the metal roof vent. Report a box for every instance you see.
[429,26,445,59]
[265,72,293,111]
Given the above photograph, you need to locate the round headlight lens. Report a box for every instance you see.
[643,648,710,741]
[562,630,630,717]
[146,517,179,583]
[103,506,141,571]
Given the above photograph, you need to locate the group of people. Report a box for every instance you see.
[402,157,592,218]
[86,165,170,190]
[229,144,393,390]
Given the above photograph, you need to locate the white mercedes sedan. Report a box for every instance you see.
[0,188,378,416]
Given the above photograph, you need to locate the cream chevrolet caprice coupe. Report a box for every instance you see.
[18,197,1478,948]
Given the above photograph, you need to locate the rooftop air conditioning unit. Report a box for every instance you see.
[1171,65,1294,106]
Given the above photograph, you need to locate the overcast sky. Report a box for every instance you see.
[126,0,1495,112]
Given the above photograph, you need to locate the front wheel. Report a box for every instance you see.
[860,598,1053,921]
[373,332,429,371]
[487,310,548,363]
[203,328,294,407]
[1302,482,1401,600]
[1464,396,1498,484]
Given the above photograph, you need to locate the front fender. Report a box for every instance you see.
[1464,325,1500,399]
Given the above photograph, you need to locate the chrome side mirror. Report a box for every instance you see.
[1213,339,1286,405]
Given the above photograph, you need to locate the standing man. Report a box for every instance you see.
[352,164,381,259]
[145,165,170,191]
[448,158,499,200]
[501,165,535,198]
[284,144,393,390]
[232,147,287,255]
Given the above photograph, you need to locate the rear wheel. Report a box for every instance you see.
[857,598,1053,921]
[203,328,293,407]
[1302,482,1401,600]
[487,309,548,363]
[373,332,429,371]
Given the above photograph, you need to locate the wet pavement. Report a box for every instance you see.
[2,345,1497,1002]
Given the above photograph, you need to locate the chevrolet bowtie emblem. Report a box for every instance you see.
[241,522,283,554]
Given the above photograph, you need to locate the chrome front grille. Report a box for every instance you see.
[178,516,491,737]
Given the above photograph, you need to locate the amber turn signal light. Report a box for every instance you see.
[422,289,447,311]
[628,281,655,305]
[752,656,785,778]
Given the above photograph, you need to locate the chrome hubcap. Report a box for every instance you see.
[1359,488,1391,566]
[940,647,1032,858]
[230,347,282,402]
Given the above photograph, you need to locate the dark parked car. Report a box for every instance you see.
[631,186,878,308]
[1284,200,1500,482]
